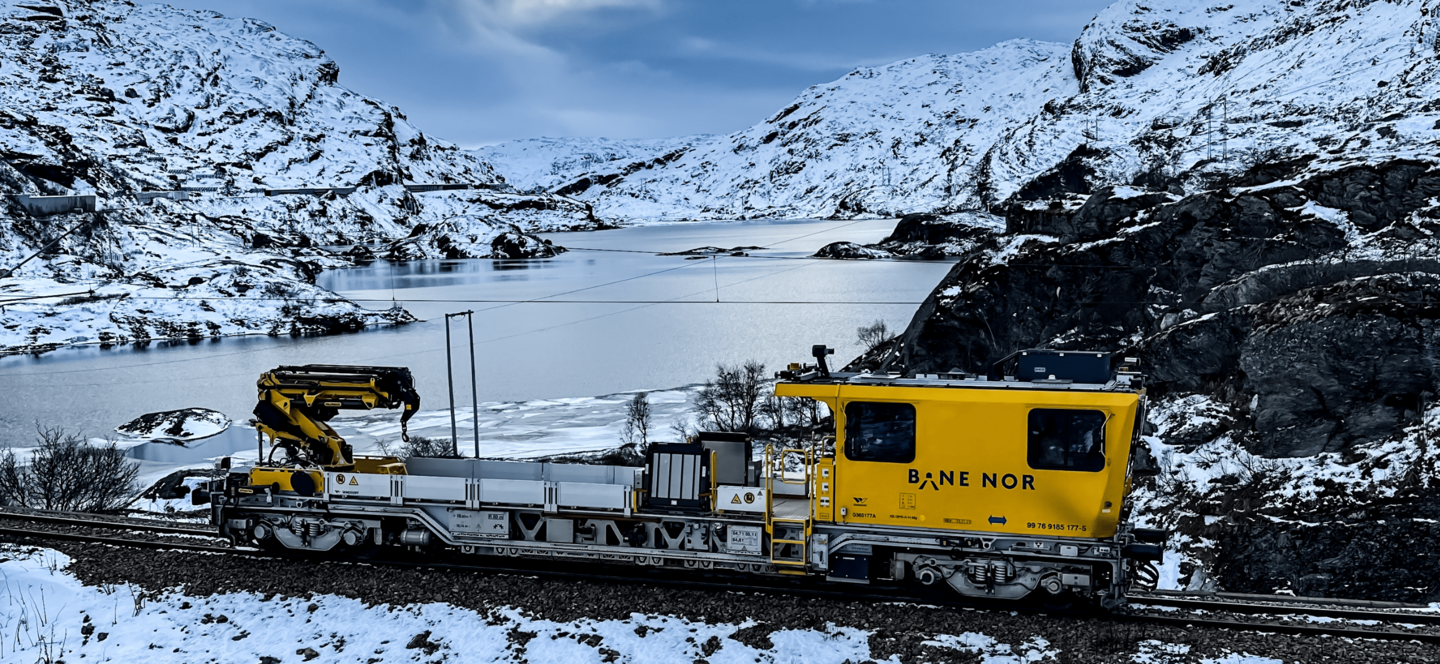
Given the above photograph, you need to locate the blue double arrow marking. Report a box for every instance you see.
[988,515,1007,525]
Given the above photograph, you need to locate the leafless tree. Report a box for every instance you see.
[857,319,895,352]
[0,427,139,512]
[669,418,696,443]
[783,397,828,429]
[759,395,785,430]
[401,435,461,459]
[693,360,768,432]
[621,392,652,447]
[0,445,28,507]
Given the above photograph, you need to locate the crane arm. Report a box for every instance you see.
[252,364,421,468]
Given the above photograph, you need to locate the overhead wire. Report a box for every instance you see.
[21,251,834,384]
[331,253,825,365]
[6,229,838,376]
[4,218,934,376]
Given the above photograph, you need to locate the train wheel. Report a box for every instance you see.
[1038,591,1078,612]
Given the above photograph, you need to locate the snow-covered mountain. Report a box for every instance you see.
[503,39,1075,221]
[0,0,602,355]
[984,0,1440,204]
[512,0,1440,223]
[474,135,708,193]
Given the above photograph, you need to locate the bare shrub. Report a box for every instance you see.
[759,395,785,430]
[783,397,828,429]
[693,360,768,432]
[400,435,459,459]
[758,395,831,432]
[856,319,895,352]
[669,418,696,443]
[0,445,28,506]
[621,392,652,447]
[0,427,139,512]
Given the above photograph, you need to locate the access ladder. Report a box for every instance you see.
[764,444,812,572]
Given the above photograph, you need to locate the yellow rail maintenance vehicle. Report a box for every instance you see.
[197,347,1163,609]
[775,346,1163,606]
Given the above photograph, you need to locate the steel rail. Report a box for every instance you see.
[3,519,1439,644]
[0,509,218,536]
[1121,612,1440,644]
[0,525,235,553]
[1140,588,1421,609]
[1130,593,1440,626]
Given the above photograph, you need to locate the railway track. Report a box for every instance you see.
[3,509,1439,645]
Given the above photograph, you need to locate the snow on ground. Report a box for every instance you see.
[130,475,215,518]
[1132,641,1281,664]
[0,544,1056,664]
[115,408,230,441]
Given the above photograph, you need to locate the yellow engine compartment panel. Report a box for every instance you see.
[777,382,1140,539]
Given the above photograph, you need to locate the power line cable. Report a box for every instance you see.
[351,252,824,362]
[7,253,823,377]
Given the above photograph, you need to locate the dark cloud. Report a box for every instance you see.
[149,0,1113,146]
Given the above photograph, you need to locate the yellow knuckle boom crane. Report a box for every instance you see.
[252,365,421,469]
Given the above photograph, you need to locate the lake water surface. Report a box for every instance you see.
[0,218,956,445]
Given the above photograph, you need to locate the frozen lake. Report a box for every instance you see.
[0,218,956,450]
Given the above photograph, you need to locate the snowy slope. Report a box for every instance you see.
[514,0,1440,221]
[984,0,1440,204]
[474,135,708,192]
[0,0,601,354]
[533,40,1077,221]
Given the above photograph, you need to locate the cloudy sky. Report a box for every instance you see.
[154,0,1114,148]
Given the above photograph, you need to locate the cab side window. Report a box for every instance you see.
[1028,409,1106,472]
[844,402,916,463]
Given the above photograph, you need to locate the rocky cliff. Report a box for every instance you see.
[0,0,601,355]
[870,156,1440,599]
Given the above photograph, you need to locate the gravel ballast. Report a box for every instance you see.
[5,537,1433,663]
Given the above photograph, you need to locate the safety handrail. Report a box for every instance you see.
[769,446,812,485]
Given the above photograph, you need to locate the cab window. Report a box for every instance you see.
[844,402,916,463]
[1028,409,1106,472]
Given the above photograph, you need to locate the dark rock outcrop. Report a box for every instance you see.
[882,158,1440,599]
[890,160,1440,457]
[813,241,892,260]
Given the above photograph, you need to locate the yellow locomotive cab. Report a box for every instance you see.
[775,381,1141,539]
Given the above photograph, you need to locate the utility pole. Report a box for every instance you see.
[1205,106,1212,162]
[444,310,478,458]
[467,312,479,458]
[1222,97,1229,165]
[445,314,457,455]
